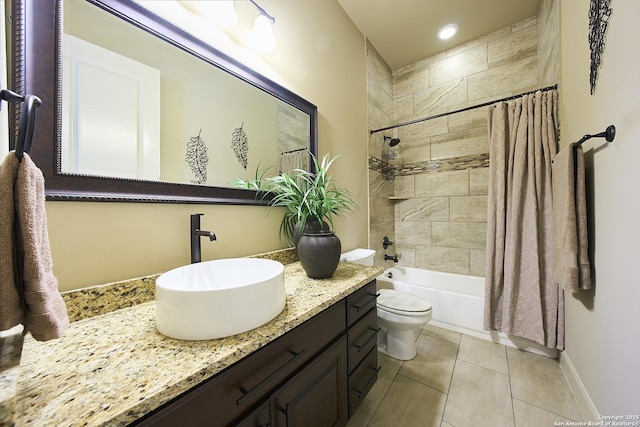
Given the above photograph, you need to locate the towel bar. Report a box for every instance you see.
[576,124,616,146]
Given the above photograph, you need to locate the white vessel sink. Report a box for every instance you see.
[155,258,286,340]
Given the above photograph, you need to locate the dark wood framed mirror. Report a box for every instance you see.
[10,0,318,204]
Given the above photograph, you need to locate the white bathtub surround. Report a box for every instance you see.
[484,90,564,350]
[378,266,558,358]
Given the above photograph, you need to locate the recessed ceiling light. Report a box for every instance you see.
[438,24,458,40]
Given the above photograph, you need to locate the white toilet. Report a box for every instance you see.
[340,248,376,266]
[376,288,432,360]
[340,248,433,361]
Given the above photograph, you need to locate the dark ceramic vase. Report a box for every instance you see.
[297,231,341,279]
[293,220,330,248]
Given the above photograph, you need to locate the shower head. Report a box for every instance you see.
[384,136,401,147]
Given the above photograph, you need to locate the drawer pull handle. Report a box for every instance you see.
[278,403,290,427]
[236,350,305,405]
[354,366,381,399]
[354,327,381,352]
[351,292,380,312]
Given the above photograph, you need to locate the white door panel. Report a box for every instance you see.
[63,33,160,180]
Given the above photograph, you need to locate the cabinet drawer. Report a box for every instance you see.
[348,347,379,418]
[347,309,378,373]
[136,301,346,427]
[346,280,377,326]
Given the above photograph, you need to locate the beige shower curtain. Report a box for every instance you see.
[483,90,565,350]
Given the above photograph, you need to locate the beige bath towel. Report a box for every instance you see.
[280,150,308,176]
[552,143,592,292]
[14,153,69,340]
[0,153,23,331]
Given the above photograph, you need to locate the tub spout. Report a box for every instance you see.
[384,254,398,262]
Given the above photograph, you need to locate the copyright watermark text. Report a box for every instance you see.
[554,415,640,427]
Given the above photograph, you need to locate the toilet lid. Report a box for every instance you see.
[377,289,432,314]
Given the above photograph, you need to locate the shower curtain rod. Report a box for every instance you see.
[370,84,558,134]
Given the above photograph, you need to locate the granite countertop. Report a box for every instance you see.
[12,261,382,427]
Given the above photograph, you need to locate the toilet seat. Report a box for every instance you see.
[377,289,432,317]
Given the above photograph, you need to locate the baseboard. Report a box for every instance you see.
[430,319,558,358]
[559,351,599,421]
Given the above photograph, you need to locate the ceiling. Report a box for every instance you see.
[337,0,540,70]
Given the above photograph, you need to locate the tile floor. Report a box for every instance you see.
[347,324,583,427]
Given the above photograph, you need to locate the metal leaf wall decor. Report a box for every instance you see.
[588,0,612,95]
[231,122,249,169]
[185,129,209,184]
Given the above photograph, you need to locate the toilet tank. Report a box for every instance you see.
[340,249,376,266]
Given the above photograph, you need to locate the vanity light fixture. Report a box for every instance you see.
[437,23,458,40]
[246,0,277,52]
[185,1,238,28]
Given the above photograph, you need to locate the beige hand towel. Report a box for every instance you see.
[552,143,592,292]
[15,153,69,340]
[0,153,23,331]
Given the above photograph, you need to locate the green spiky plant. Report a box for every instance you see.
[233,152,357,245]
[230,161,272,191]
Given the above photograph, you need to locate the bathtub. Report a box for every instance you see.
[377,266,557,358]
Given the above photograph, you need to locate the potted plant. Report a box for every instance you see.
[233,152,357,278]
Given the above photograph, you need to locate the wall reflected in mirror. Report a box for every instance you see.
[62,0,309,188]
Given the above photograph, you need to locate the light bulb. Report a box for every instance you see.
[438,24,458,40]
[249,14,276,52]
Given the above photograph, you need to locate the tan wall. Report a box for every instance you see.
[368,16,543,276]
[560,0,640,416]
[48,0,369,291]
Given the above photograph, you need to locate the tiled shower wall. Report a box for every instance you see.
[367,40,395,266]
[538,0,560,87]
[367,14,557,276]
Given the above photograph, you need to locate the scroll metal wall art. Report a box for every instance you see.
[589,0,613,95]
[185,129,209,184]
[232,122,249,169]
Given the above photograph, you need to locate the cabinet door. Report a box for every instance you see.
[272,336,348,427]
[233,399,270,427]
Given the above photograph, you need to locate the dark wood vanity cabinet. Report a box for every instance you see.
[134,280,378,427]
[345,281,380,418]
